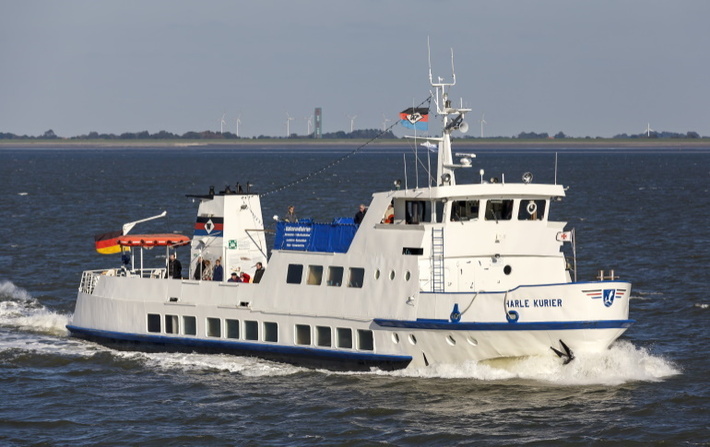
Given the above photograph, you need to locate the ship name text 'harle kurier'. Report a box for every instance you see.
[68,49,634,371]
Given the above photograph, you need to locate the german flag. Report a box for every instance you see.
[94,230,123,254]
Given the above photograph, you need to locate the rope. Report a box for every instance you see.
[259,95,432,198]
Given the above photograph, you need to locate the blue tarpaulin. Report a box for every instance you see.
[274,219,358,253]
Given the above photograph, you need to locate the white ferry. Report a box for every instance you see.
[67,55,633,371]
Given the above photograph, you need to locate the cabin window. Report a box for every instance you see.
[244,320,259,340]
[348,267,365,288]
[316,326,332,347]
[434,200,446,223]
[183,316,197,336]
[295,324,311,345]
[451,200,480,221]
[286,264,303,284]
[207,317,221,337]
[147,314,161,333]
[518,199,547,221]
[405,200,431,224]
[264,322,278,342]
[165,315,179,334]
[358,329,374,351]
[307,265,323,285]
[403,247,424,255]
[337,327,353,349]
[327,266,344,287]
[485,199,514,221]
[226,319,240,339]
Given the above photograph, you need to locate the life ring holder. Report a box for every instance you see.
[526,201,537,216]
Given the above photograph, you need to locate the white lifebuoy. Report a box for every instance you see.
[526,201,537,215]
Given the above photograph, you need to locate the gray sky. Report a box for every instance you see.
[1,1,708,138]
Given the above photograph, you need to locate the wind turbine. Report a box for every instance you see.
[286,112,294,137]
[235,115,241,137]
[381,113,390,131]
[479,113,487,138]
[219,113,226,134]
[347,114,357,133]
[646,122,654,137]
[305,115,313,135]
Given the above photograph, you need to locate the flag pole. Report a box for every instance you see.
[572,228,577,282]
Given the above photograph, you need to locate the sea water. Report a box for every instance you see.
[0,144,707,445]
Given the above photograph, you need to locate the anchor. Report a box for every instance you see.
[550,339,575,365]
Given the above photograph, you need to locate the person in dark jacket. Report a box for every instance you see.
[212,259,223,281]
[354,204,367,224]
[253,262,265,283]
[168,253,182,279]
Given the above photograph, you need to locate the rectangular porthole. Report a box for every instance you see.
[336,327,352,349]
[226,319,239,339]
[245,320,259,340]
[207,317,221,337]
[357,329,374,351]
[316,326,332,347]
[165,315,179,334]
[295,324,311,345]
[147,314,161,333]
[183,316,197,336]
[264,322,278,342]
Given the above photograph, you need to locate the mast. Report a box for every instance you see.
[428,44,471,186]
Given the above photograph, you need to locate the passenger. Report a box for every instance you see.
[228,272,240,282]
[252,262,265,283]
[240,272,251,283]
[382,201,394,224]
[193,256,205,280]
[168,253,182,279]
[354,204,367,224]
[284,205,298,222]
[212,259,223,282]
[201,260,212,281]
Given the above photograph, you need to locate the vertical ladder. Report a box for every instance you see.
[431,227,445,292]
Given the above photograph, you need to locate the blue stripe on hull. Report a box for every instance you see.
[373,319,635,330]
[66,325,412,372]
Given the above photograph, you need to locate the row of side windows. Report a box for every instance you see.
[403,198,548,223]
[147,314,374,351]
[287,265,365,288]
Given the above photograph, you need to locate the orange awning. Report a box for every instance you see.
[117,234,190,247]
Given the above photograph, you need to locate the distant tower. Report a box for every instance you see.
[314,107,322,139]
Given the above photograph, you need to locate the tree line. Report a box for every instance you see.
[0,128,705,141]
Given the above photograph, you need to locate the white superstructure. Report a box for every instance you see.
[68,53,633,371]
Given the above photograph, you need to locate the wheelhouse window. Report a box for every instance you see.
[485,199,514,221]
[451,200,480,221]
[405,200,431,224]
[518,199,546,221]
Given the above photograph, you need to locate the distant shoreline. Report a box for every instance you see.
[1,138,709,149]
